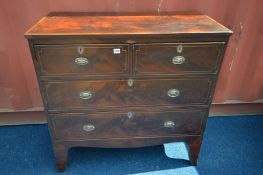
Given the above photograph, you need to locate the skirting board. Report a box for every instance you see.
[0,103,262,126]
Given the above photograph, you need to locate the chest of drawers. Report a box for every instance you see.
[25,12,232,172]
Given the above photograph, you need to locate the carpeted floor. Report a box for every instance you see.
[0,115,262,175]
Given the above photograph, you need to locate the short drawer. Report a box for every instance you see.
[51,109,205,140]
[44,78,213,111]
[34,44,129,76]
[134,42,224,75]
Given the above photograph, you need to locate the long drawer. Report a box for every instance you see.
[34,44,129,76]
[134,42,224,75]
[51,109,206,140]
[44,78,213,111]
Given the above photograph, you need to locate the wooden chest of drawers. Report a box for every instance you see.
[25,12,232,172]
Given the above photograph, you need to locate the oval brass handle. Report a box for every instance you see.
[75,57,89,66]
[82,124,95,132]
[172,56,185,64]
[164,121,175,128]
[79,91,92,100]
[167,89,180,98]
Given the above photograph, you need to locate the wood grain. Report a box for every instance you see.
[25,13,231,171]
[51,109,205,140]
[44,78,214,110]
[25,13,232,38]
[1,1,262,113]
[35,44,129,76]
[134,42,224,75]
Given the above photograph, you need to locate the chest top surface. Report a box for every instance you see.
[25,12,232,38]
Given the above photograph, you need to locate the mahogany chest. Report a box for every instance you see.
[25,12,232,172]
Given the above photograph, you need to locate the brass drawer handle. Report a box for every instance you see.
[172,56,185,64]
[167,89,180,98]
[164,121,175,128]
[79,91,92,100]
[82,124,95,132]
[75,57,89,66]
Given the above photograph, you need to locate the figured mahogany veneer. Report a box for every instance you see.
[35,44,129,76]
[25,13,230,37]
[25,12,232,172]
[51,109,206,140]
[44,78,213,110]
[134,42,224,75]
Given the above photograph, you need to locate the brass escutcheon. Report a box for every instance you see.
[127,79,134,87]
[127,112,133,119]
[77,46,84,54]
[177,44,183,53]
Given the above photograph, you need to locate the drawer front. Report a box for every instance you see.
[44,78,213,110]
[34,44,129,76]
[134,42,224,75]
[51,109,205,140]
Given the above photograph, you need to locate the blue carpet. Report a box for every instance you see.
[0,115,263,175]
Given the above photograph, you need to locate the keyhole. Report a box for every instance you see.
[78,46,84,54]
[128,79,134,87]
[127,112,133,119]
[177,45,183,53]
